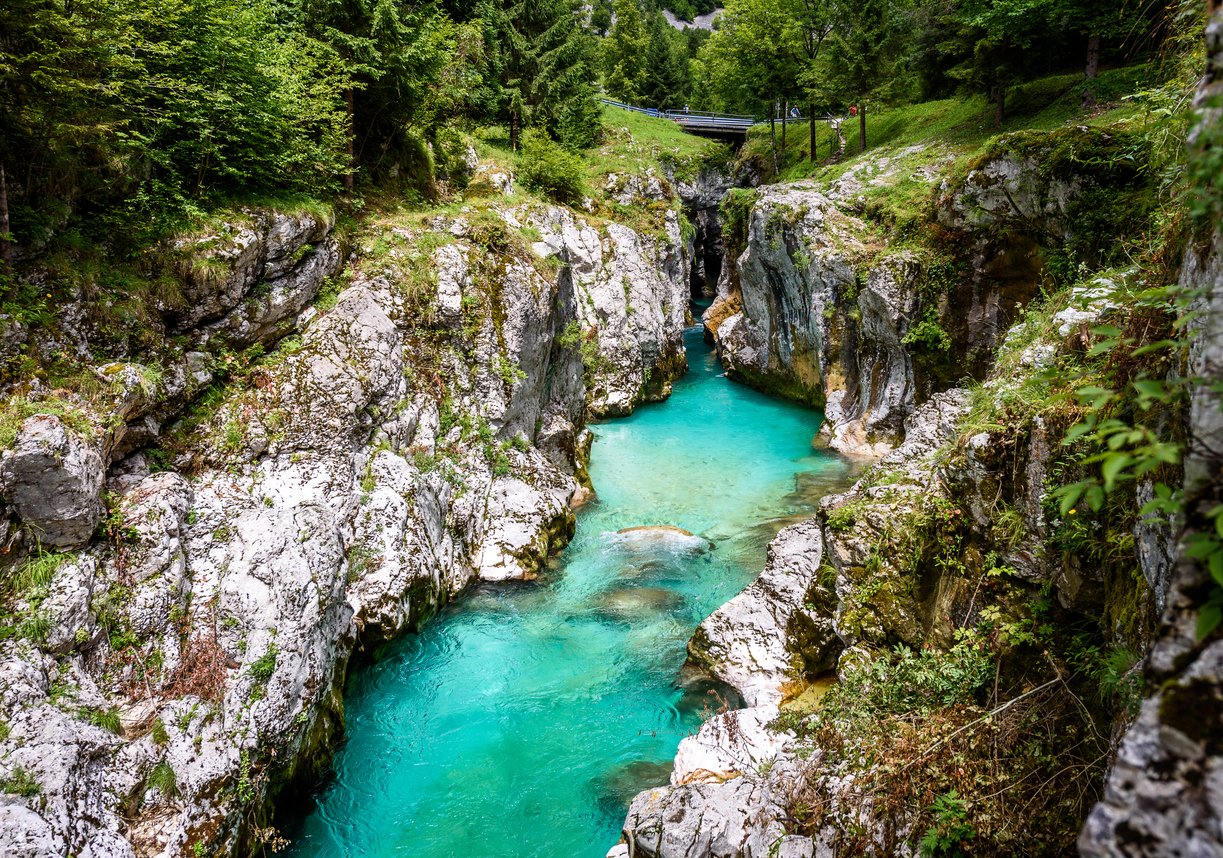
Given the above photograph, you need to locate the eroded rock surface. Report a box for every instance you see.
[0,193,692,857]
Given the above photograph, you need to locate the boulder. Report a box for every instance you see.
[689,519,835,708]
[1,415,104,548]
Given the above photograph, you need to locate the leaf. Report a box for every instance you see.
[1210,552,1223,589]
[1197,601,1222,640]
[1086,483,1105,512]
[1056,482,1086,516]
[1087,338,1121,358]
[1133,379,1169,401]
[1101,454,1133,490]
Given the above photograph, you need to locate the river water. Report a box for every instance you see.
[286,321,852,857]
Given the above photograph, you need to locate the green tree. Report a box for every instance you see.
[302,0,453,189]
[818,0,908,150]
[694,0,805,169]
[950,0,1057,126]
[642,11,690,108]
[604,0,650,103]
[1,0,353,248]
[491,0,600,149]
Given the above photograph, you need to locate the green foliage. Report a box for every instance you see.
[903,316,952,352]
[492,354,526,387]
[558,321,583,350]
[0,766,40,797]
[1,0,354,245]
[82,707,122,735]
[148,760,178,797]
[0,396,93,450]
[921,790,977,857]
[604,0,649,103]
[834,639,993,722]
[247,643,279,683]
[825,499,867,532]
[1092,645,1142,713]
[151,718,170,746]
[487,0,600,149]
[719,188,760,261]
[518,131,586,204]
[237,750,255,804]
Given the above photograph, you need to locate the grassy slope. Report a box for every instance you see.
[744,65,1154,186]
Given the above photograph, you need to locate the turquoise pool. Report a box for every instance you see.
[285,322,852,858]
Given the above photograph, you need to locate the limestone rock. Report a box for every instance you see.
[1,415,104,548]
[671,706,789,785]
[534,207,690,417]
[689,519,834,708]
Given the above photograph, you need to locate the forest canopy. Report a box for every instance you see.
[0,0,1178,257]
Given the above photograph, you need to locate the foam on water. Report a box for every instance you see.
[285,322,854,858]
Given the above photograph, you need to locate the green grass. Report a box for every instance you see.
[744,64,1155,186]
[590,105,730,183]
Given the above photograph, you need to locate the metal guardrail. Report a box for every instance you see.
[598,97,758,130]
[598,98,832,133]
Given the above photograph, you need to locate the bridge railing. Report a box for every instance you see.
[599,97,837,131]
[598,97,757,126]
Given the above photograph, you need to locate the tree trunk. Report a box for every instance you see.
[809,101,817,162]
[859,102,866,152]
[0,160,11,268]
[770,111,778,176]
[1082,34,1102,110]
[511,111,519,151]
[993,86,1005,128]
[781,101,787,158]
[344,89,355,193]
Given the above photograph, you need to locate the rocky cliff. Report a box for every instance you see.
[1079,3,1223,851]
[0,157,697,855]
[614,38,1216,856]
[705,123,1152,459]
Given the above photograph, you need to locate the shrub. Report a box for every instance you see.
[518,130,586,205]
[247,643,279,683]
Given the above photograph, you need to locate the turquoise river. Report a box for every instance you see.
[286,321,852,857]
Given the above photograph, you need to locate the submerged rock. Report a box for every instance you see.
[595,587,685,619]
[610,526,709,553]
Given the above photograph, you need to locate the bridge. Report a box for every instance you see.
[599,98,763,142]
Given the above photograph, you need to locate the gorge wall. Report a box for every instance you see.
[0,153,711,856]
[614,45,1219,856]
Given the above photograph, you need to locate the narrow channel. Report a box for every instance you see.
[286,319,854,858]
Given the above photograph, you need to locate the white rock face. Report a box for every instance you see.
[671,707,790,786]
[689,519,834,709]
[0,197,692,857]
[533,206,691,417]
[172,209,337,332]
[705,184,926,457]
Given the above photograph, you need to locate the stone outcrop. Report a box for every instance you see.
[688,518,836,709]
[1079,6,1223,842]
[1,415,105,547]
[531,206,690,417]
[705,125,1146,459]
[0,185,692,856]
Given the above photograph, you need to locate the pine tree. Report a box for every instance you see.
[643,12,688,108]
[604,0,650,104]
[492,0,599,148]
